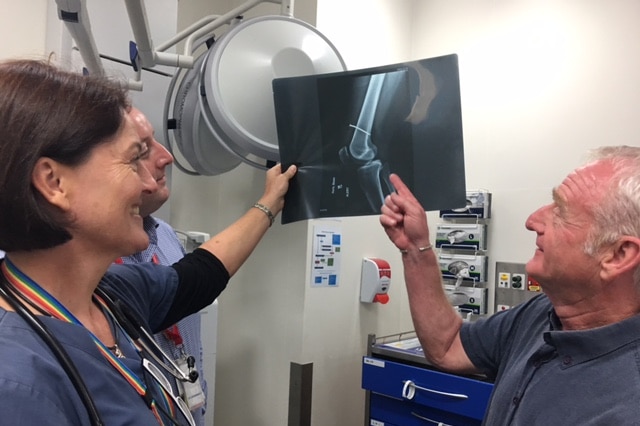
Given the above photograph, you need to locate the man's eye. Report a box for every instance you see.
[553,204,568,221]
[131,143,150,164]
[139,142,150,158]
[133,153,146,162]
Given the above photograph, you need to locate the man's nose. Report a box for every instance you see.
[525,204,549,232]
[153,140,174,167]
[139,162,158,193]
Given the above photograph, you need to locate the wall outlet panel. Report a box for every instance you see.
[497,271,510,288]
[511,273,526,290]
[494,261,541,312]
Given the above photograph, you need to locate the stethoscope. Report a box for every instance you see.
[0,271,198,426]
[95,286,199,384]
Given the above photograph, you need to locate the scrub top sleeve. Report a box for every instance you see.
[104,262,179,333]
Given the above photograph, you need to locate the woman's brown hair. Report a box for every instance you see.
[0,59,129,251]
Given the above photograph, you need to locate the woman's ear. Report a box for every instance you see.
[31,157,71,211]
[600,237,640,282]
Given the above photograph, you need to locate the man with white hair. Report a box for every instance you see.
[380,145,640,424]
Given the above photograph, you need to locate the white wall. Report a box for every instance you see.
[317,0,414,69]
[0,1,47,58]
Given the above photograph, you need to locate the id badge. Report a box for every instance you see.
[177,357,205,410]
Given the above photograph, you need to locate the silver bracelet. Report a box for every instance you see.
[400,244,432,255]
[253,202,275,227]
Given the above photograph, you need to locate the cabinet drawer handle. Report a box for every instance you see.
[411,411,453,426]
[402,380,469,400]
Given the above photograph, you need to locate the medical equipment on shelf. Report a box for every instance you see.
[444,284,487,315]
[55,0,346,174]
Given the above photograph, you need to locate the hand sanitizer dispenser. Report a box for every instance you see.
[360,258,391,304]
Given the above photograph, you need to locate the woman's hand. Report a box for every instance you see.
[256,163,297,217]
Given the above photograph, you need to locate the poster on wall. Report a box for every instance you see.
[310,224,342,288]
[273,53,467,225]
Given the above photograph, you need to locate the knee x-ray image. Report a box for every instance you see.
[273,54,466,224]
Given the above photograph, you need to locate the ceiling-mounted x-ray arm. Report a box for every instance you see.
[57,0,294,90]
[181,0,291,58]
[125,0,293,70]
[56,0,143,89]
[55,0,105,76]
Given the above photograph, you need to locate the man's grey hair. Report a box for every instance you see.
[583,146,640,284]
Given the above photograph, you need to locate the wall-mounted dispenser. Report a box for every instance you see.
[360,258,391,304]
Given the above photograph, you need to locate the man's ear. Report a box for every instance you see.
[600,237,640,282]
[31,157,71,211]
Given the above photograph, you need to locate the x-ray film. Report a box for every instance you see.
[273,54,466,224]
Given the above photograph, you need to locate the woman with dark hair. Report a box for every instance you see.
[0,59,296,425]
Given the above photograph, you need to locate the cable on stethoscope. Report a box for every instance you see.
[95,287,199,384]
[0,276,105,426]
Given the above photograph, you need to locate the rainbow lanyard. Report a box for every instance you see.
[0,258,174,424]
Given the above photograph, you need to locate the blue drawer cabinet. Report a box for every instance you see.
[362,355,493,426]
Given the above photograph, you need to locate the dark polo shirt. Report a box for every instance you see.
[461,294,640,425]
